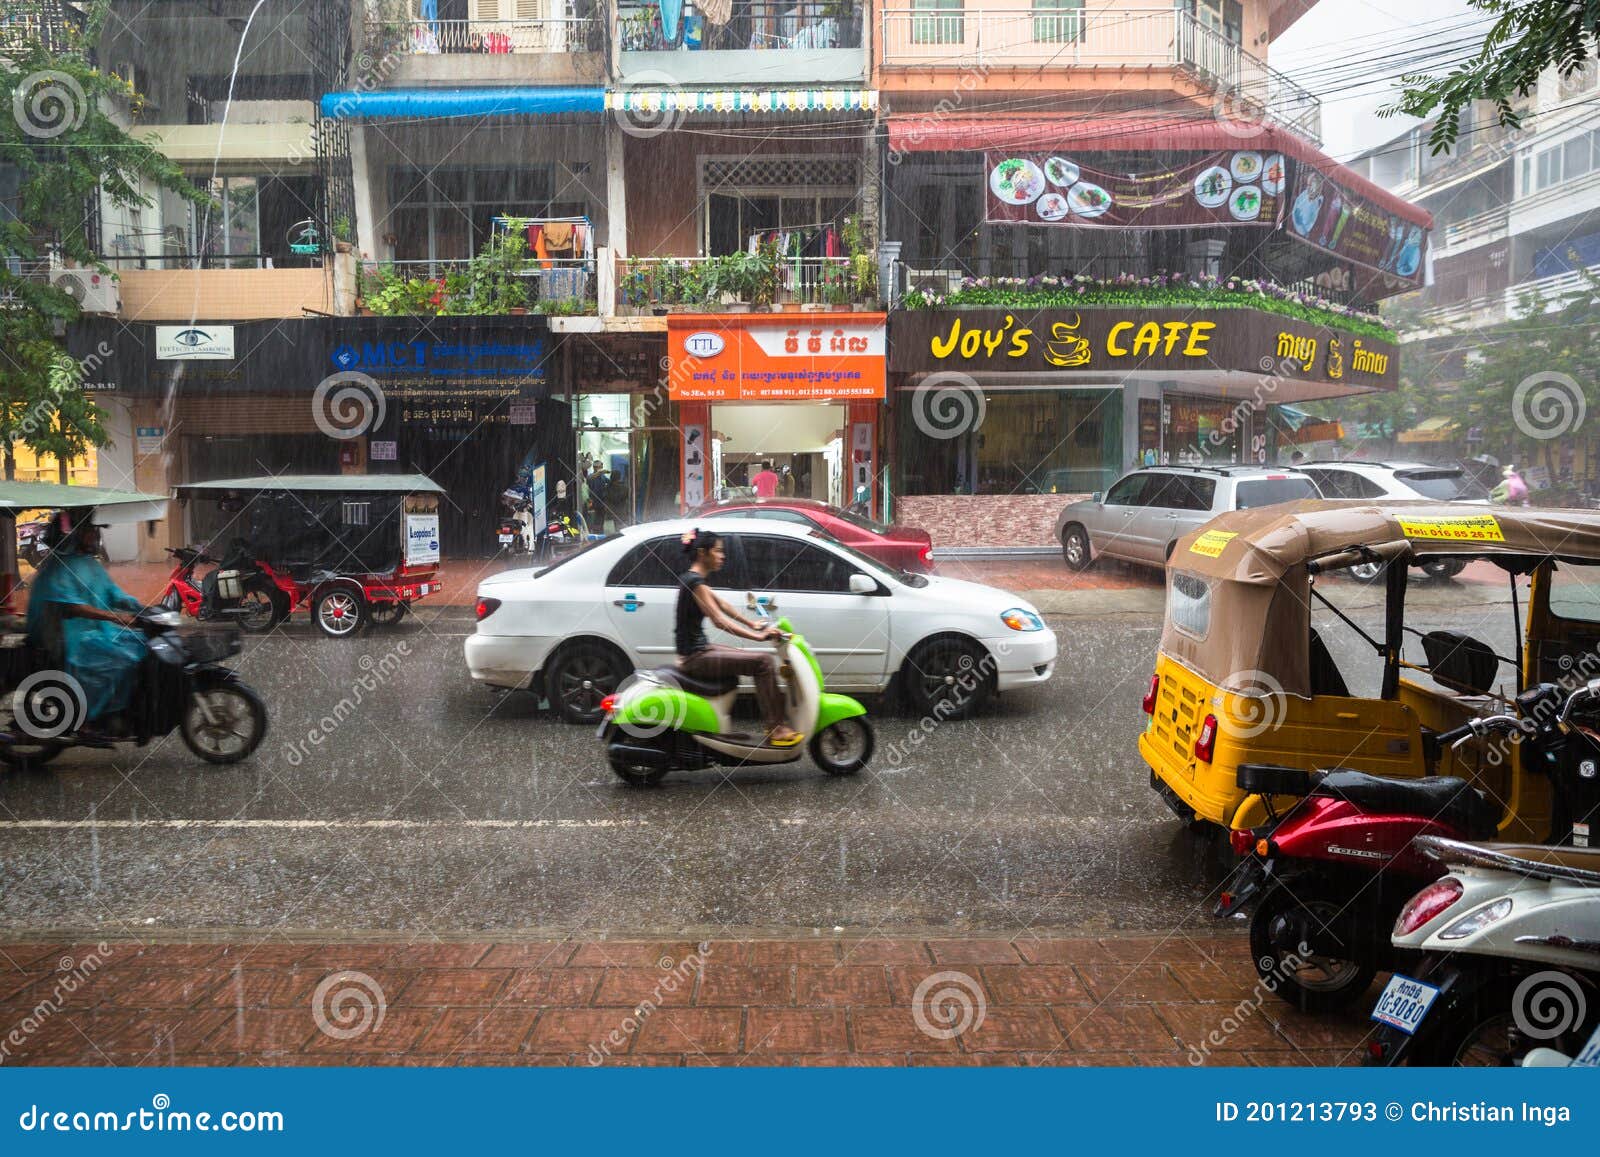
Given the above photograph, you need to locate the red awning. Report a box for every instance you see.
[886,114,1431,228]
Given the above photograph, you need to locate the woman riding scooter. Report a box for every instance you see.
[675,528,801,747]
[25,509,146,735]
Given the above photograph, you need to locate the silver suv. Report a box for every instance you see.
[1055,465,1322,570]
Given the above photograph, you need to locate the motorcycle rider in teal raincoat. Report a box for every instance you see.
[25,510,146,726]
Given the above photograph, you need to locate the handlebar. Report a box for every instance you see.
[1437,677,1600,749]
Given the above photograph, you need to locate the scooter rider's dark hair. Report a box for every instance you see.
[681,527,721,560]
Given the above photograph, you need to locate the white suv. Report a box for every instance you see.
[1299,460,1491,580]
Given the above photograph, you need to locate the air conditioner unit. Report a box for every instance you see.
[49,268,120,315]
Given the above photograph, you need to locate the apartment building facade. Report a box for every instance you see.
[1349,64,1600,477]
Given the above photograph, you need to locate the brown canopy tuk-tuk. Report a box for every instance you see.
[1142,501,1600,839]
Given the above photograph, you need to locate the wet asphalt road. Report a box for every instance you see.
[0,575,1520,940]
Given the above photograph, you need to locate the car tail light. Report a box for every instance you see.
[1142,674,1160,714]
[1395,877,1465,936]
[1194,713,1217,762]
[475,597,501,621]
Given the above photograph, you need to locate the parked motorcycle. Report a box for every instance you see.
[598,617,873,785]
[1217,678,1600,1012]
[157,542,289,633]
[0,607,268,770]
[1366,835,1600,1066]
[497,491,532,554]
[534,512,588,562]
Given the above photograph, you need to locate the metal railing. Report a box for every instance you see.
[617,0,863,51]
[359,258,596,311]
[1436,205,1510,253]
[1507,264,1600,317]
[401,16,601,55]
[879,7,1319,142]
[615,255,864,310]
[97,253,324,271]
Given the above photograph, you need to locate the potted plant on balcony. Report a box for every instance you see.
[841,217,878,310]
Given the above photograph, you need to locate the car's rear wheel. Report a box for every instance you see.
[546,641,630,725]
[901,636,993,720]
[1422,559,1467,581]
[1061,524,1092,571]
[1349,560,1387,584]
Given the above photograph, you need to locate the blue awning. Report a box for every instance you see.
[320,87,605,120]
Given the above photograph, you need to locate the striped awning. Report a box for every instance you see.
[606,89,877,115]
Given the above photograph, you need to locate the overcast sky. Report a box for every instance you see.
[1273,0,1486,159]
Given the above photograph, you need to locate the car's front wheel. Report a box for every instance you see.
[901,636,993,720]
[1061,523,1093,571]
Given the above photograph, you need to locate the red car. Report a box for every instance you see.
[694,498,935,573]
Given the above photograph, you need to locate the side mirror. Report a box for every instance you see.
[1091,491,1104,504]
[848,573,876,595]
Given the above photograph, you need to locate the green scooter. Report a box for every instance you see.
[598,618,874,786]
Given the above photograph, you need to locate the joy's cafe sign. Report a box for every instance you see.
[667,313,887,402]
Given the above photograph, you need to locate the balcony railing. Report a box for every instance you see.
[1507,264,1600,318]
[879,7,1320,143]
[617,0,863,52]
[1435,205,1509,255]
[616,255,866,312]
[400,16,601,55]
[358,258,596,314]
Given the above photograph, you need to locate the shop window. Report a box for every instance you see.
[735,534,853,593]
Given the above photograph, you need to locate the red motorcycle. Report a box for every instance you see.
[1213,753,1507,1012]
[158,544,291,634]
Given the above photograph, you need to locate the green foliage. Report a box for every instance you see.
[1,1,203,475]
[1387,0,1600,153]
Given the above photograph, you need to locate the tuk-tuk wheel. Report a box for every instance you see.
[369,601,407,627]
[313,589,366,637]
[0,740,65,772]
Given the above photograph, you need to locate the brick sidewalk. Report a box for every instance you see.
[0,937,1373,1067]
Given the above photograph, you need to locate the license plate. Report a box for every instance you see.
[418,584,430,596]
[498,534,514,544]
[1575,1024,1600,1067]
[1371,973,1441,1035]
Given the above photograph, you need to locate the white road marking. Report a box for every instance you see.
[0,818,647,830]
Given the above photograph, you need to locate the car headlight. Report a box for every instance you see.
[1001,608,1043,632]
[1438,897,1512,940]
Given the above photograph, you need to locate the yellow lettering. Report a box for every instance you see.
[1161,322,1187,355]
[1133,322,1161,357]
[1008,327,1032,357]
[930,318,961,359]
[1184,322,1214,357]
[1107,321,1133,356]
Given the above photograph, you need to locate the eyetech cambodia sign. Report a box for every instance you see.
[890,309,1397,389]
[667,313,886,402]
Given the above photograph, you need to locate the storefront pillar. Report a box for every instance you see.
[679,401,710,512]
[847,401,878,512]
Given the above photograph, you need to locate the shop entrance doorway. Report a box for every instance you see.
[711,403,847,505]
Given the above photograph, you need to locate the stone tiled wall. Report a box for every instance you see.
[894,494,1084,548]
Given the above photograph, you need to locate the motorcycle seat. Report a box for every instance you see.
[1313,769,1501,840]
[650,666,740,698]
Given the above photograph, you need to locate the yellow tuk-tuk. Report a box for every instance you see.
[1141,501,1600,840]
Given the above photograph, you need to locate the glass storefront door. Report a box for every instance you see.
[575,394,683,530]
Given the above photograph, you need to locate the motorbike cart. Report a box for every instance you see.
[172,474,446,638]
[0,483,267,770]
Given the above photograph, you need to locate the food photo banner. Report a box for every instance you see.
[984,151,1287,229]
[1287,165,1427,284]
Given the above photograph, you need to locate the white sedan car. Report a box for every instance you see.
[466,517,1057,723]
